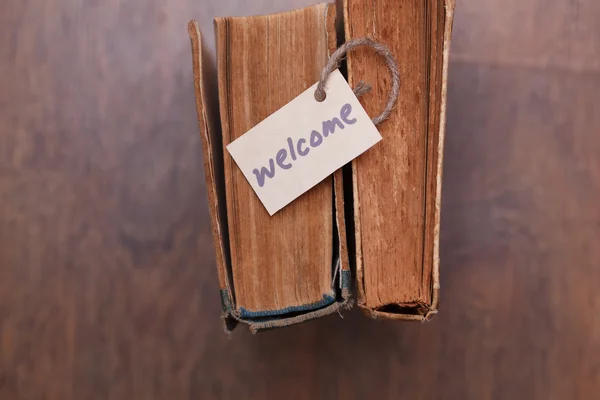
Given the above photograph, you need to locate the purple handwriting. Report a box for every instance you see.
[252,103,357,187]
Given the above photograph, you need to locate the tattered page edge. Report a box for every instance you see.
[341,0,367,308]
[429,0,456,317]
[188,21,237,332]
[327,1,352,303]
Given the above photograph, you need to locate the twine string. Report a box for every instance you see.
[314,37,400,126]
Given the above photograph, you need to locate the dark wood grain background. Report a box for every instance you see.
[1,0,599,399]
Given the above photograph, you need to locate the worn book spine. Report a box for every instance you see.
[343,0,455,320]
[427,0,456,318]
[189,3,350,333]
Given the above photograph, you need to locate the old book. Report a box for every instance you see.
[343,0,455,319]
[189,3,350,333]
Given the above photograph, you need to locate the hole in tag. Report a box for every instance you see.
[314,90,326,102]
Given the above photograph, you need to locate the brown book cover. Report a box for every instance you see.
[343,0,456,320]
[189,3,350,333]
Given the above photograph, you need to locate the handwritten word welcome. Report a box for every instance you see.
[252,103,357,187]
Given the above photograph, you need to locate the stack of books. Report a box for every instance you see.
[189,0,455,332]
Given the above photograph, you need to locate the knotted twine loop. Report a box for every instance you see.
[314,37,400,126]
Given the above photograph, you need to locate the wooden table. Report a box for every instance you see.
[1,0,599,398]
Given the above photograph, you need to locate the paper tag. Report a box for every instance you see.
[226,69,382,215]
